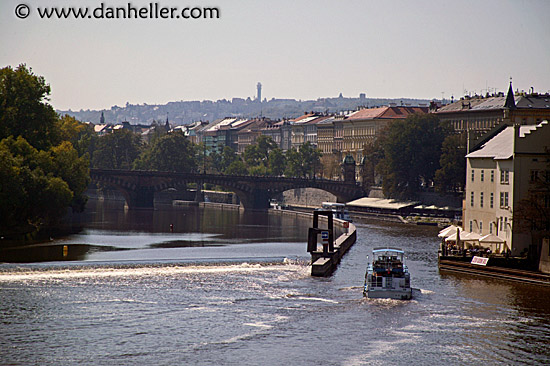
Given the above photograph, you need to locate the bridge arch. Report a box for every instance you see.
[90,169,365,210]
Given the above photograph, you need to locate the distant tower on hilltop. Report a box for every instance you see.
[257,82,262,102]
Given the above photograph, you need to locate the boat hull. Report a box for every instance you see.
[364,287,412,300]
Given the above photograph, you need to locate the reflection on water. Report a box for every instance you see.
[1,202,550,365]
[0,200,312,264]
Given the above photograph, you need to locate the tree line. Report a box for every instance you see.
[89,128,322,180]
[1,65,90,236]
[362,113,466,200]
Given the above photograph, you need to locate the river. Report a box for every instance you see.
[1,200,549,365]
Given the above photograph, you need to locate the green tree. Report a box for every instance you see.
[58,114,97,158]
[434,133,467,192]
[134,132,197,172]
[300,141,322,178]
[285,142,322,178]
[50,141,90,211]
[225,159,248,175]
[321,154,341,179]
[205,149,223,174]
[376,114,448,199]
[221,146,239,170]
[92,129,143,169]
[267,147,286,176]
[285,148,302,178]
[0,64,60,150]
[242,136,280,175]
[0,66,91,235]
[0,143,29,230]
[243,144,262,168]
[0,137,78,232]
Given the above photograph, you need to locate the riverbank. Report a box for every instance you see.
[438,255,550,286]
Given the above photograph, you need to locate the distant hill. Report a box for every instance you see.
[57,96,433,125]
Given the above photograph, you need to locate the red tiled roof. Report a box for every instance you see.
[347,106,428,120]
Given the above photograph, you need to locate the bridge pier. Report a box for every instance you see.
[124,187,155,210]
[239,189,271,210]
[194,181,204,203]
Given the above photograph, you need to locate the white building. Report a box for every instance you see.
[464,121,550,256]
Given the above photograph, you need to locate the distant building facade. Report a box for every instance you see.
[342,105,428,161]
[434,83,550,150]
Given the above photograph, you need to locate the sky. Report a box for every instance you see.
[2,0,549,111]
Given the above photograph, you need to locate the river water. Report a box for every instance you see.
[1,201,550,365]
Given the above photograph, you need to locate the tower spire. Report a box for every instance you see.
[505,78,516,110]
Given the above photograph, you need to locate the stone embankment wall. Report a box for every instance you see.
[280,188,337,208]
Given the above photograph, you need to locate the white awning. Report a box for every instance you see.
[479,234,505,243]
[445,231,465,242]
[462,232,481,241]
[438,225,458,238]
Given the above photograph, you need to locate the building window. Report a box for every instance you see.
[490,193,494,208]
[500,192,509,208]
[531,170,539,183]
[479,221,483,234]
[470,192,474,207]
[471,169,475,182]
[480,192,484,208]
[504,217,508,233]
[481,170,484,182]
[489,222,493,234]
[500,169,509,184]
[469,221,473,232]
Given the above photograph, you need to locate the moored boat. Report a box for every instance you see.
[363,247,412,300]
[320,202,352,222]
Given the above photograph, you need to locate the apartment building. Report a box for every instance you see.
[464,121,550,255]
[342,105,428,161]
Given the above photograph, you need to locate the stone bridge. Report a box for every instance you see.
[90,169,365,210]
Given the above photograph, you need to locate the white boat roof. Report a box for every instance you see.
[373,248,404,254]
[347,197,419,210]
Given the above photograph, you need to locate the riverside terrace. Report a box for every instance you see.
[90,169,365,210]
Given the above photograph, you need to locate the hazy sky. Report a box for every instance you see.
[2,0,549,111]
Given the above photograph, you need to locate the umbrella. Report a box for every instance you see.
[479,234,504,243]
[445,229,466,242]
[462,232,481,241]
[480,234,505,252]
[438,225,458,238]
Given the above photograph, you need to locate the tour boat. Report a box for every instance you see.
[363,247,412,300]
